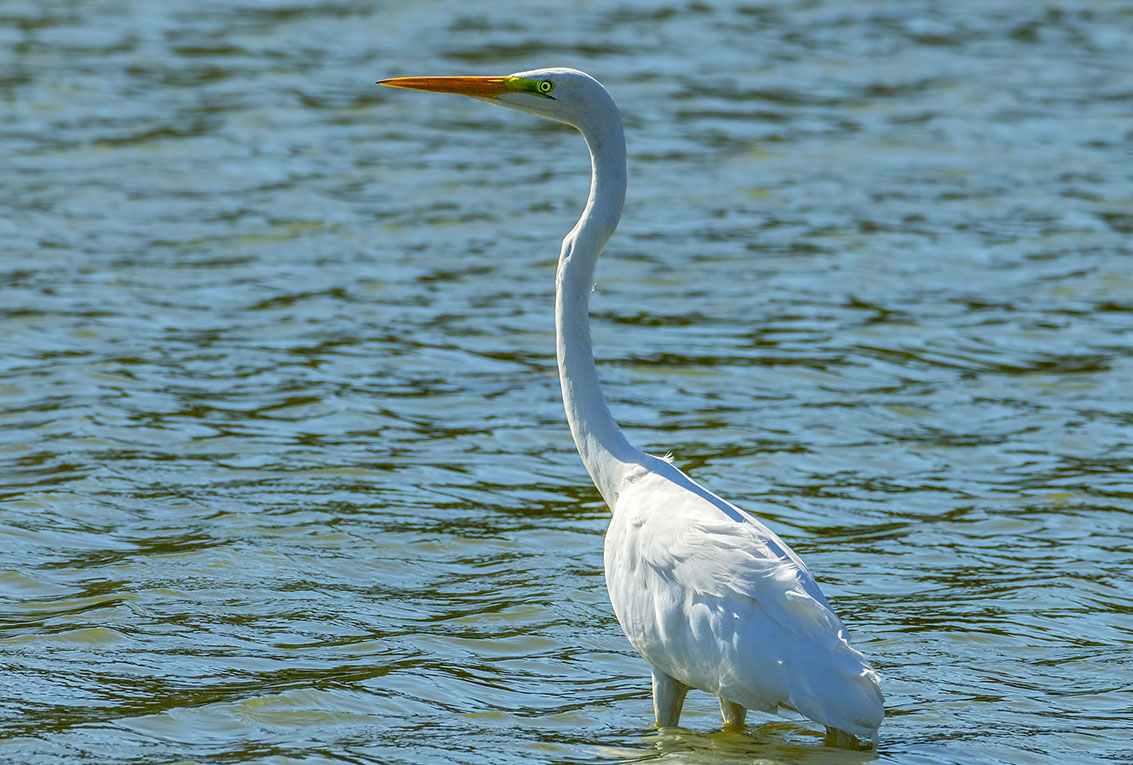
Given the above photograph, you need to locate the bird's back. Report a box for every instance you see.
[604,456,883,739]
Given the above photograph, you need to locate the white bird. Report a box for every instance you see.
[379,68,884,747]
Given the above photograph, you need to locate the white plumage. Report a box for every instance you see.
[380,67,884,746]
[607,456,883,742]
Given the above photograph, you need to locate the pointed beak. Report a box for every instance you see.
[377,76,513,99]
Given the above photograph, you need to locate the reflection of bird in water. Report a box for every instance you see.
[379,68,884,746]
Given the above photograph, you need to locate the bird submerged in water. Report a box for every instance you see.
[379,67,884,747]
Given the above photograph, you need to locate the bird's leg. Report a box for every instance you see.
[719,697,746,728]
[823,726,859,749]
[650,668,688,728]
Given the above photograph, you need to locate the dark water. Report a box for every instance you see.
[2,1,1131,763]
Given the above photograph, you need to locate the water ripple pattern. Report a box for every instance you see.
[2,1,1130,763]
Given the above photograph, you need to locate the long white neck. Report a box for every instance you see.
[556,106,644,508]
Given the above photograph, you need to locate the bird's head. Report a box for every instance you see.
[378,67,617,131]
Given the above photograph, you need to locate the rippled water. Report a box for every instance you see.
[2,1,1131,763]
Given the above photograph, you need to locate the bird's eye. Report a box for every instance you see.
[538,80,554,94]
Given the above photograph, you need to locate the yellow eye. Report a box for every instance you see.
[538,80,554,94]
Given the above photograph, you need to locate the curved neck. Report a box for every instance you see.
[556,109,642,508]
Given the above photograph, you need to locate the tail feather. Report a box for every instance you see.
[792,645,884,740]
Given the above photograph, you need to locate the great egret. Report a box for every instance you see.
[379,68,884,747]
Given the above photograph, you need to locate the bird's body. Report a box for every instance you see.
[380,67,884,746]
[607,456,884,741]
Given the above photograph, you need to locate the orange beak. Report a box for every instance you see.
[376,76,513,99]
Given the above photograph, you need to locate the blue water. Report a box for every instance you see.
[2,1,1131,763]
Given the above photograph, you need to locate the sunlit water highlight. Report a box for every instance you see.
[2,1,1131,763]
